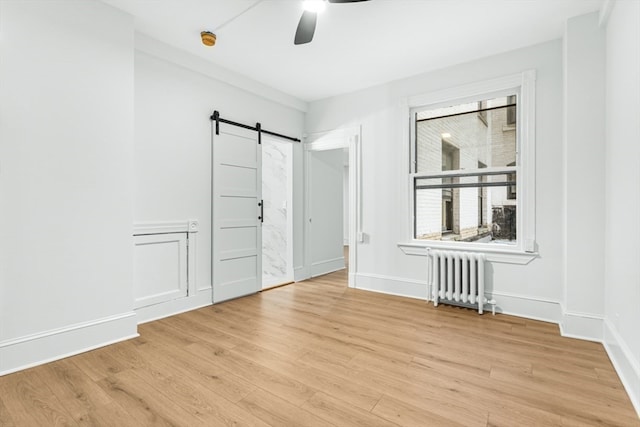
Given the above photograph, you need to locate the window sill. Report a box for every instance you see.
[397,242,538,265]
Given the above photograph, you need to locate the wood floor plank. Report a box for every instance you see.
[0,371,78,426]
[372,394,479,427]
[69,347,129,382]
[0,393,17,427]
[75,401,139,427]
[97,370,203,426]
[237,388,335,427]
[231,341,383,411]
[35,358,113,421]
[0,268,638,426]
[146,370,270,426]
[185,340,317,407]
[301,392,398,427]
[135,334,258,403]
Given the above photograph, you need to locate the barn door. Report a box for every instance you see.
[212,124,262,303]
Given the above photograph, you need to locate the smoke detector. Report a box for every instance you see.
[201,31,217,47]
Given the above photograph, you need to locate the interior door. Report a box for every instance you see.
[212,124,262,303]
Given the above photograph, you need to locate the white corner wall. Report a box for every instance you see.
[133,36,305,318]
[306,40,565,321]
[603,0,640,415]
[0,1,137,374]
[562,12,606,340]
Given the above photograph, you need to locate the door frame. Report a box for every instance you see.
[303,126,361,288]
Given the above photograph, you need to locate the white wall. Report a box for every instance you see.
[562,12,606,339]
[306,41,564,319]
[0,0,137,373]
[134,38,305,311]
[603,0,640,415]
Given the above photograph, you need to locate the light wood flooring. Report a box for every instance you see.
[1,268,638,426]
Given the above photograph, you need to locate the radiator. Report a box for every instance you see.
[428,250,495,315]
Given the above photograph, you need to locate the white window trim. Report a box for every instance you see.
[398,70,537,265]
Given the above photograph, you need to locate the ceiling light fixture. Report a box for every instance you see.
[303,0,326,13]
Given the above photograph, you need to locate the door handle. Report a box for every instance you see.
[258,200,264,223]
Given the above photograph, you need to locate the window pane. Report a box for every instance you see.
[415,96,517,174]
[414,174,517,244]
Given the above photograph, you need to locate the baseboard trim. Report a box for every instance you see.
[603,319,640,417]
[0,312,138,376]
[354,273,428,300]
[353,275,562,321]
[559,310,604,342]
[310,257,345,277]
[294,266,310,282]
[135,288,213,324]
[491,291,562,324]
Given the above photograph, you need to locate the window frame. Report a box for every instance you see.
[400,70,537,262]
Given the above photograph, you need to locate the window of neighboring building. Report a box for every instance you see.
[506,95,517,126]
[506,161,517,200]
[477,100,488,126]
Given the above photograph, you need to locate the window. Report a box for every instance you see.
[477,100,488,126]
[413,96,518,244]
[506,95,517,126]
[506,161,517,200]
[403,71,536,259]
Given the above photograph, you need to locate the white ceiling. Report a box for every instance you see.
[102,0,602,102]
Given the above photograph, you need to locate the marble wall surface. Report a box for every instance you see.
[262,139,292,288]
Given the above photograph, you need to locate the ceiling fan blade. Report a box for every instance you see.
[327,0,371,3]
[294,10,317,45]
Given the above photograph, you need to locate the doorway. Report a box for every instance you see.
[261,136,294,289]
[304,126,360,288]
[308,148,345,277]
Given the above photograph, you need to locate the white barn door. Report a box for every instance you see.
[212,124,262,303]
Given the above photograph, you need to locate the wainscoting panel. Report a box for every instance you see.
[133,233,188,309]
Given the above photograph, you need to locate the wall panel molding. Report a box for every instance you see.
[133,220,199,235]
[132,220,202,320]
[133,233,188,309]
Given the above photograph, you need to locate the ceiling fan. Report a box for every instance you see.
[295,0,371,45]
